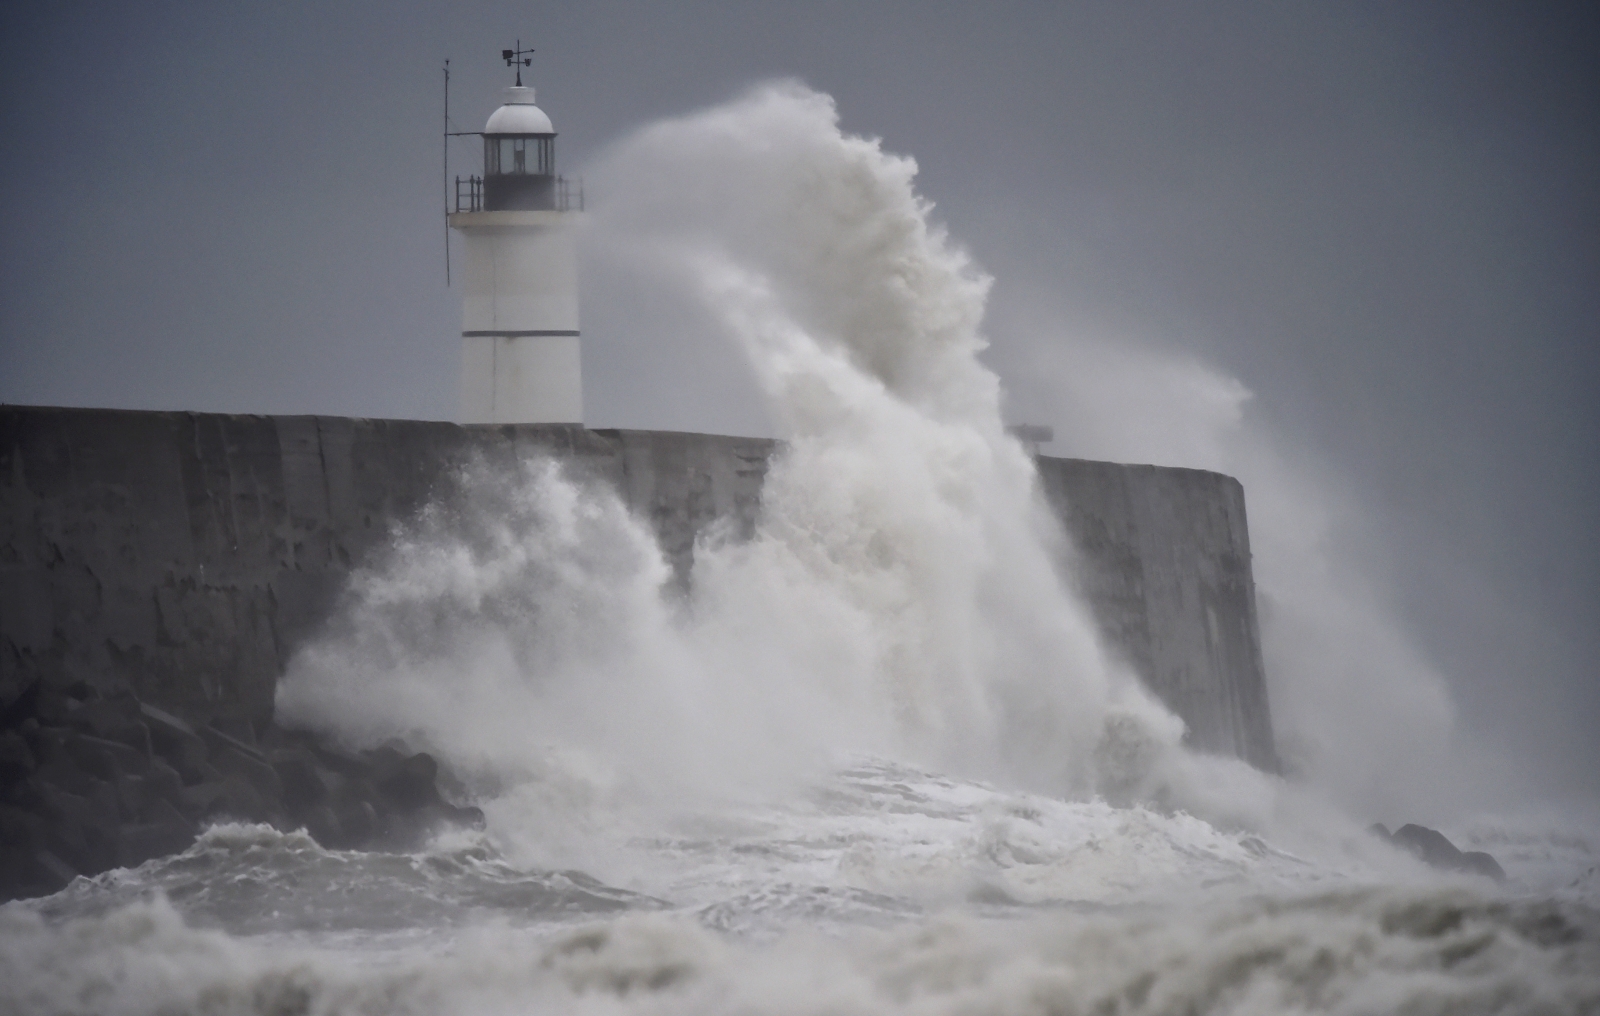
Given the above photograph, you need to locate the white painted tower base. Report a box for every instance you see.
[449,209,582,424]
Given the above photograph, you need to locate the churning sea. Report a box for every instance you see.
[4,759,1597,1014]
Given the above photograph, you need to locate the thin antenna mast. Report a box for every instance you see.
[443,59,451,286]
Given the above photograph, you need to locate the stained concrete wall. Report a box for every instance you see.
[0,406,1275,770]
[1036,459,1278,772]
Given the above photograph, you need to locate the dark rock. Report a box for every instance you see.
[192,760,226,787]
[110,771,149,820]
[209,716,259,748]
[144,757,185,809]
[1393,824,1466,869]
[0,679,42,731]
[65,732,151,780]
[203,730,283,804]
[0,847,28,900]
[139,703,197,741]
[143,705,210,783]
[308,741,371,778]
[0,803,46,854]
[60,680,100,702]
[377,752,442,811]
[334,799,379,846]
[364,744,406,775]
[35,754,97,798]
[141,796,189,830]
[302,804,341,846]
[178,779,228,818]
[0,729,38,781]
[110,721,155,758]
[28,849,80,893]
[65,699,152,754]
[1367,822,1392,841]
[33,685,84,727]
[1391,823,1505,881]
[271,747,331,814]
[200,722,267,763]
[40,816,93,875]
[22,725,73,768]
[115,820,196,869]
[0,671,482,897]
[1461,850,1507,882]
[209,775,270,824]
[32,780,115,871]
[179,777,270,825]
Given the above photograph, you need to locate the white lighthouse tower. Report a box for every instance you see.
[448,47,582,424]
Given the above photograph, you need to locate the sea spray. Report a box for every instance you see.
[278,81,1186,843]
[997,322,1467,818]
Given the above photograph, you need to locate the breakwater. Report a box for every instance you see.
[0,405,1277,769]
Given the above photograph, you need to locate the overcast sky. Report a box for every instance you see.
[2,1,1595,805]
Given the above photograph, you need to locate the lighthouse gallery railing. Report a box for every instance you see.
[453,175,584,213]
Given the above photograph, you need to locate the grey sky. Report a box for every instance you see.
[2,2,1595,804]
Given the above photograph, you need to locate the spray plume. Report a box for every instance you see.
[279,82,1230,847]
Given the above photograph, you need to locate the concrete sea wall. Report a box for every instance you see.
[0,406,1276,771]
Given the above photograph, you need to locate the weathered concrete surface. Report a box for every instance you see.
[1036,459,1278,772]
[1,406,1275,769]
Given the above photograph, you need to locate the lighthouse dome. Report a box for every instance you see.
[485,86,554,134]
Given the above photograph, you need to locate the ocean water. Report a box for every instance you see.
[3,772,1596,1014]
[4,82,1595,1013]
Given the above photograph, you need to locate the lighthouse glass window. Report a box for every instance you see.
[486,136,554,177]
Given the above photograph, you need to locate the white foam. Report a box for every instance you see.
[6,880,1596,1015]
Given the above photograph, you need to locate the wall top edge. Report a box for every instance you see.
[0,405,1245,488]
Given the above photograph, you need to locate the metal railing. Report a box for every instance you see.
[556,176,584,212]
[453,175,584,213]
[454,175,483,212]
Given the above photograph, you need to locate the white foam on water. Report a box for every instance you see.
[4,879,1597,1016]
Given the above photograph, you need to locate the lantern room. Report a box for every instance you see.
[482,86,558,211]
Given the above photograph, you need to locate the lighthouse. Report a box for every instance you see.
[448,48,583,424]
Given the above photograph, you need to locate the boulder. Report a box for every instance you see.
[0,730,37,782]
[143,757,186,810]
[376,752,442,811]
[141,705,211,783]
[202,725,283,803]
[65,732,151,781]
[1461,850,1507,882]
[0,683,485,900]
[27,850,80,894]
[271,747,332,814]
[0,679,42,730]
[1392,823,1466,869]
[1387,822,1506,882]
[115,820,197,869]
[141,796,190,830]
[65,699,152,755]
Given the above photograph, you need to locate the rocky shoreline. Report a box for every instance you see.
[0,677,482,903]
[0,673,1511,904]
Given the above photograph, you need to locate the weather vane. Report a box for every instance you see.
[502,40,534,86]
